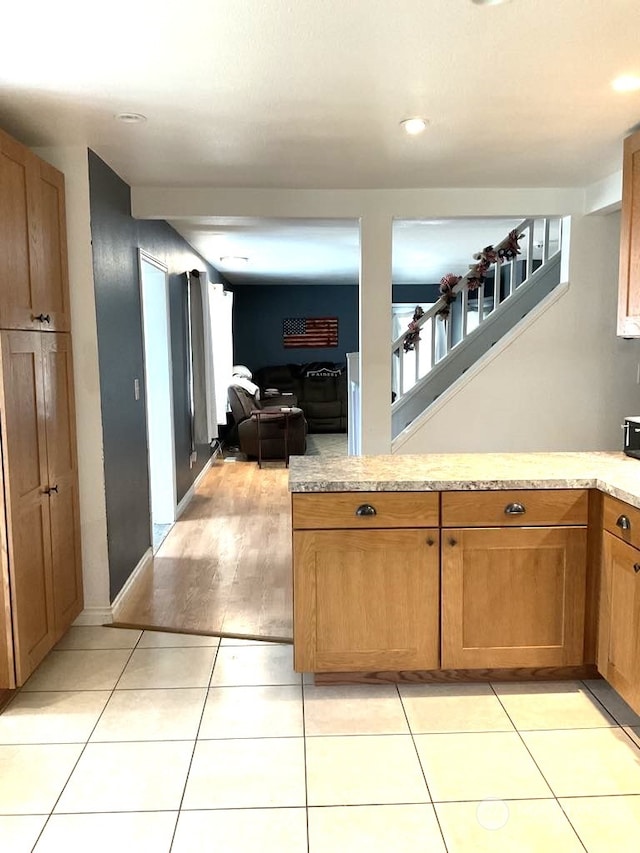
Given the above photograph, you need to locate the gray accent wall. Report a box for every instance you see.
[230,283,441,371]
[88,151,223,601]
[231,284,359,369]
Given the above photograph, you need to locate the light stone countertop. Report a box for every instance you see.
[288,451,640,509]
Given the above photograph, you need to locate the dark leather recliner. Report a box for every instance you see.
[254,363,347,432]
[227,383,307,460]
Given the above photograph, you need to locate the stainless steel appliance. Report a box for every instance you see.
[622,416,640,459]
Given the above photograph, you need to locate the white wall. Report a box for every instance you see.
[33,146,111,621]
[396,212,640,454]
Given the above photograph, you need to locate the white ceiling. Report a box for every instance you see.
[1,0,637,281]
[175,216,530,285]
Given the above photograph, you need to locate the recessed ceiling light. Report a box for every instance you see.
[115,112,147,123]
[400,117,428,136]
[471,0,512,5]
[219,256,249,265]
[612,75,640,93]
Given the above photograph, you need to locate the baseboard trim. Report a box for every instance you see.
[110,546,154,620]
[313,663,600,685]
[73,607,115,626]
[176,455,214,520]
[110,622,292,644]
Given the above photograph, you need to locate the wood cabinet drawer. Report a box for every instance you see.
[603,495,640,549]
[292,492,439,530]
[441,489,588,527]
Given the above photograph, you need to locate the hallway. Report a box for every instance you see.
[113,460,292,641]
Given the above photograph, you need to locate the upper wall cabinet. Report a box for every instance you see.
[0,127,70,333]
[618,129,640,337]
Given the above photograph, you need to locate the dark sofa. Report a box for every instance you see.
[254,362,347,433]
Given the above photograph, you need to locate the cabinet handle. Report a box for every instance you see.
[355,504,377,517]
[504,502,526,515]
[43,486,51,495]
[34,313,51,323]
[634,563,640,574]
[616,515,631,531]
[50,484,58,493]
[448,537,457,547]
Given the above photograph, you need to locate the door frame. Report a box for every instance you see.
[138,250,178,547]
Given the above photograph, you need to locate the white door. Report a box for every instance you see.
[139,252,177,550]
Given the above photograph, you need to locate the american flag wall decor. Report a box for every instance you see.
[283,317,338,348]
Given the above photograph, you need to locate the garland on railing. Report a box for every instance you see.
[404,228,524,337]
[437,273,462,320]
[403,305,424,352]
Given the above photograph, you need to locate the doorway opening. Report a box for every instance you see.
[139,252,177,552]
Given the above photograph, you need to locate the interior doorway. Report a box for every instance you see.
[139,252,177,552]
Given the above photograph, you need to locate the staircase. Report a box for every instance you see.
[391,218,563,441]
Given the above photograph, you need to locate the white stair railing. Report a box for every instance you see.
[392,217,562,400]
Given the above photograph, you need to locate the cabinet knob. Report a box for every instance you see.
[448,537,457,547]
[504,502,526,515]
[616,515,631,531]
[355,504,377,517]
[634,563,640,574]
[34,313,51,323]
[426,537,435,547]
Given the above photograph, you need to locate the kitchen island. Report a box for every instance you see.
[289,451,640,714]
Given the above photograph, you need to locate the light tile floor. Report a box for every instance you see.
[1,627,640,851]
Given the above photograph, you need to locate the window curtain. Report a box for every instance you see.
[186,270,209,462]
[207,283,234,427]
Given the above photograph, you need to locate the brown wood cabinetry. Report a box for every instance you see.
[0,127,70,333]
[0,331,83,685]
[598,497,640,714]
[441,489,588,669]
[292,493,439,672]
[292,488,592,675]
[0,126,82,689]
[441,525,587,668]
[618,128,640,337]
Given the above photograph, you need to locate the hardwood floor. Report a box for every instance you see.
[112,460,293,641]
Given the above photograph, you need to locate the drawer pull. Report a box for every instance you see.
[504,502,526,516]
[634,564,640,574]
[616,515,631,531]
[355,504,377,517]
[34,313,51,323]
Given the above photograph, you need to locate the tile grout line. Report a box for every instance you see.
[28,632,145,851]
[487,682,589,853]
[301,676,311,853]
[168,638,222,852]
[396,683,450,852]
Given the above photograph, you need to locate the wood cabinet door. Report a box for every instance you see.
[293,528,439,672]
[442,526,587,669]
[31,161,71,332]
[42,333,83,633]
[599,532,640,712]
[0,129,70,333]
[0,130,41,331]
[0,331,55,684]
[619,129,640,337]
